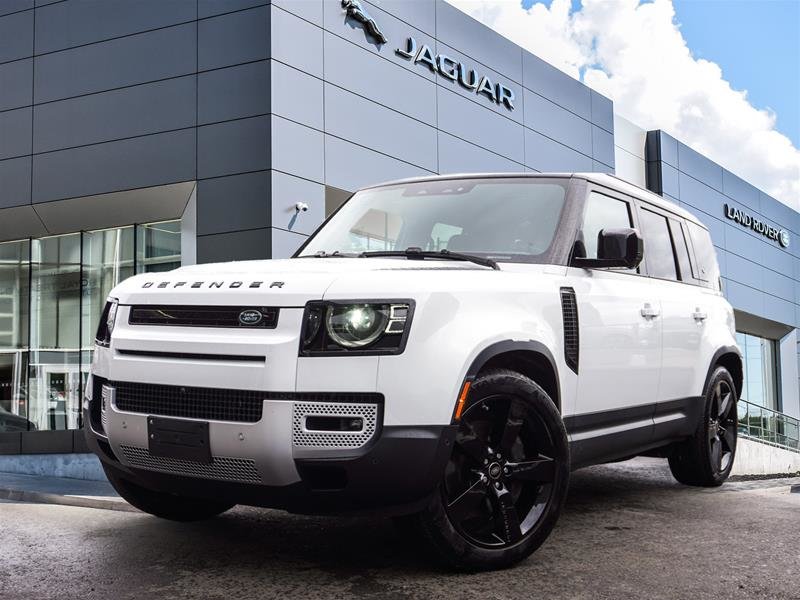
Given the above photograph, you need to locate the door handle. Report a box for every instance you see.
[640,303,660,319]
[692,308,707,322]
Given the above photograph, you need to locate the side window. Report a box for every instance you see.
[686,221,720,288]
[581,192,632,259]
[638,208,678,280]
[668,219,693,281]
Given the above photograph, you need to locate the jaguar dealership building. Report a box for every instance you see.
[0,0,797,472]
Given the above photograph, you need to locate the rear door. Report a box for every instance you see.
[637,206,708,441]
[565,189,662,467]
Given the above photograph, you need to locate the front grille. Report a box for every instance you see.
[119,445,262,484]
[292,402,379,449]
[128,305,279,329]
[112,381,265,423]
[560,287,579,373]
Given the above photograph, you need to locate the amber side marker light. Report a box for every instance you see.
[454,380,472,421]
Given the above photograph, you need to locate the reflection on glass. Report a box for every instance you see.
[736,331,779,411]
[137,221,181,273]
[29,235,81,431]
[0,221,179,433]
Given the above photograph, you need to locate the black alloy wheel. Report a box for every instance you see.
[445,394,556,547]
[669,366,738,487]
[708,379,737,474]
[415,369,569,570]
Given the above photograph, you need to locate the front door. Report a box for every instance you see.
[564,190,662,467]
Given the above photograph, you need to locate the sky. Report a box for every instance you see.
[447,0,800,209]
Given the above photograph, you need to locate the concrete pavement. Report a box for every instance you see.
[1,458,799,599]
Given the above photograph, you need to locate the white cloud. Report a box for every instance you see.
[447,0,800,209]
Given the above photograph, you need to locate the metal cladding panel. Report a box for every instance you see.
[198,61,270,126]
[199,0,268,19]
[271,5,322,78]
[437,86,523,164]
[34,23,197,104]
[198,5,269,71]
[271,227,308,259]
[196,228,270,263]
[0,107,32,160]
[438,131,522,175]
[270,171,325,236]
[0,156,31,209]
[32,129,196,203]
[0,58,32,111]
[271,61,323,131]
[270,116,324,184]
[434,0,522,84]
[197,115,270,180]
[525,128,593,173]
[33,76,197,154]
[591,124,615,169]
[677,142,723,191]
[522,50,591,120]
[0,1,32,18]
[325,83,437,171]
[590,90,614,133]
[0,9,33,63]
[196,171,270,236]
[523,89,591,156]
[34,0,196,54]
[271,0,322,25]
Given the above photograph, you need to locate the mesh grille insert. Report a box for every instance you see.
[292,402,379,449]
[560,287,579,373]
[120,445,262,484]
[112,381,265,423]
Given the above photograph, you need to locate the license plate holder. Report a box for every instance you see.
[147,416,212,464]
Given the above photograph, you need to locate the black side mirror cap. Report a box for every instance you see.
[572,227,643,269]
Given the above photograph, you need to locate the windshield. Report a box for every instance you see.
[297,178,569,263]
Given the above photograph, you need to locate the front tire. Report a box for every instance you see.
[668,366,738,487]
[103,464,235,521]
[415,369,570,571]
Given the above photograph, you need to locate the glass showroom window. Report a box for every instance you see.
[0,240,31,432]
[736,331,780,411]
[0,220,180,434]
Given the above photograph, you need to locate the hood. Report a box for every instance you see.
[110,258,488,306]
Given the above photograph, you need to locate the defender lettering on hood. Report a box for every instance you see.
[141,281,285,289]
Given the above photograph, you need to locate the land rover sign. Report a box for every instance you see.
[724,203,789,248]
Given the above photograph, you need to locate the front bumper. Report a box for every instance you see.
[85,377,456,515]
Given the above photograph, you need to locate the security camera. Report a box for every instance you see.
[295,202,309,213]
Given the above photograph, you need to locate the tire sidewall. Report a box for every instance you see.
[703,366,738,484]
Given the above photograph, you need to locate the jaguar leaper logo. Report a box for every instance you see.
[342,0,387,44]
[238,310,264,326]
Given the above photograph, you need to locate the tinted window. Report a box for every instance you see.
[639,209,678,280]
[581,192,632,259]
[668,219,693,281]
[686,221,720,287]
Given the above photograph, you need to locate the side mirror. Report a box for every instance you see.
[572,228,643,269]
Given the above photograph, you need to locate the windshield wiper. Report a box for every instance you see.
[359,247,499,270]
[297,251,358,258]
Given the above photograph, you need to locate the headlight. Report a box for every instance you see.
[95,298,119,347]
[300,301,413,355]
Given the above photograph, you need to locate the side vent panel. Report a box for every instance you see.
[560,287,579,373]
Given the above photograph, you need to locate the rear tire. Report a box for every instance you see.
[415,369,570,571]
[103,464,235,521]
[668,366,738,487]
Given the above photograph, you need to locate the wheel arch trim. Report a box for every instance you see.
[704,345,743,399]
[454,340,562,420]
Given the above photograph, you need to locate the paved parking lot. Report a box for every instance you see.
[1,458,798,600]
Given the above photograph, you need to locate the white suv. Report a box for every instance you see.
[86,173,741,570]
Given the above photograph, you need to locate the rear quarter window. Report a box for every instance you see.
[686,221,720,289]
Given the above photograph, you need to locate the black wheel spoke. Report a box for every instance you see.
[505,455,555,483]
[710,437,722,469]
[494,489,522,544]
[499,416,523,455]
[718,390,732,418]
[447,478,488,523]
[456,434,489,464]
[722,426,736,451]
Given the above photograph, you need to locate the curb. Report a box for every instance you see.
[0,487,137,513]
